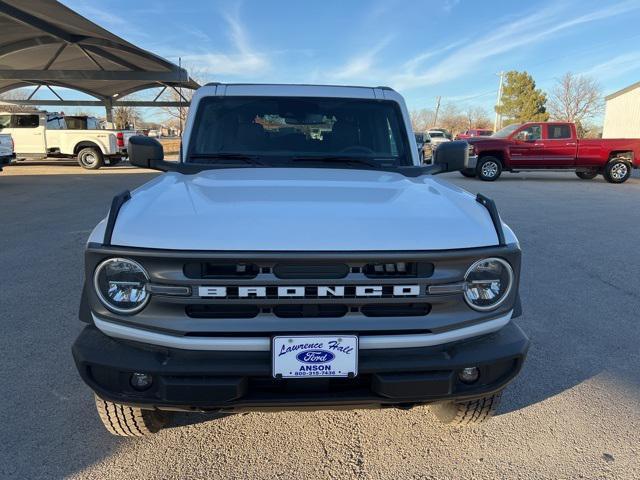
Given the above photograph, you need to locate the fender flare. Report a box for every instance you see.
[74,141,106,155]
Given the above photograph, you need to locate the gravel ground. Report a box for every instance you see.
[1,162,639,480]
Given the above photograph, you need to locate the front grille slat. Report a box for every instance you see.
[273,304,349,318]
[361,303,431,318]
[186,305,260,319]
[273,263,349,279]
[184,262,260,279]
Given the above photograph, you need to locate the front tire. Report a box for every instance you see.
[95,396,170,436]
[77,147,103,170]
[431,391,502,426]
[477,156,502,181]
[603,158,631,184]
[576,170,598,180]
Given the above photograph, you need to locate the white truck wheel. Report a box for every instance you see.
[77,147,104,170]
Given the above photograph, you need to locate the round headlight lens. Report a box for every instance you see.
[463,258,513,311]
[94,258,150,314]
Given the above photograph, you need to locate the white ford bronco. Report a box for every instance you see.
[72,83,529,436]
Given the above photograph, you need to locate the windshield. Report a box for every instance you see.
[188,97,411,166]
[492,123,521,138]
[429,131,444,138]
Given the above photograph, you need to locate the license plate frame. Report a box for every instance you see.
[272,335,358,379]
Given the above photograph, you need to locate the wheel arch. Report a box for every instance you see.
[74,141,105,155]
[478,150,506,165]
[608,150,633,164]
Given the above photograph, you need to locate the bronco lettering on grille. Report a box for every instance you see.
[197,285,420,298]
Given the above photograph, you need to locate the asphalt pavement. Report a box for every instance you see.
[1,162,639,479]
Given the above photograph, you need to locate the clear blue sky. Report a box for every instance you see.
[59,0,640,122]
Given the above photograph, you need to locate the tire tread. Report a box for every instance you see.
[94,395,166,437]
[432,391,502,426]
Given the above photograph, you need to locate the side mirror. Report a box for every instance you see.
[129,135,174,171]
[432,140,469,172]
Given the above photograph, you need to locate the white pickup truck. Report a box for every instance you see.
[0,133,14,172]
[0,112,127,169]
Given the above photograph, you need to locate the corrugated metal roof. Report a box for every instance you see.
[0,0,199,100]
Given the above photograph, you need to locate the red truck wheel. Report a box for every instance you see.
[477,157,502,181]
[603,158,631,184]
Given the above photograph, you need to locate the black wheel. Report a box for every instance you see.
[77,147,104,170]
[95,395,170,436]
[477,156,502,181]
[460,169,477,178]
[431,391,502,426]
[603,158,631,184]
[576,170,598,180]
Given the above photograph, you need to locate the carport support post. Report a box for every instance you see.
[104,98,114,125]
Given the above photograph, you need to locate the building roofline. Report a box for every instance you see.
[605,80,640,101]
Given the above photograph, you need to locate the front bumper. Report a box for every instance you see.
[468,155,478,169]
[72,322,529,412]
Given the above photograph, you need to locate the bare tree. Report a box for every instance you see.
[577,121,602,139]
[438,104,467,135]
[156,66,205,132]
[548,73,603,127]
[410,109,435,132]
[464,106,492,130]
[412,103,492,136]
[0,89,39,112]
[157,86,195,131]
[112,105,141,130]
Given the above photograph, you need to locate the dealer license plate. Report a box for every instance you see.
[272,335,358,379]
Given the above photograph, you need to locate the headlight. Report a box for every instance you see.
[463,258,513,311]
[93,258,150,314]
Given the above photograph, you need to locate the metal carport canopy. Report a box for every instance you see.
[0,0,199,117]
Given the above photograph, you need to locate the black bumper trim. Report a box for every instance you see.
[72,322,529,411]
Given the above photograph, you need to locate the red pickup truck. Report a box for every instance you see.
[455,128,493,140]
[464,122,640,183]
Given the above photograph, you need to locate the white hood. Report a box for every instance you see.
[100,168,501,251]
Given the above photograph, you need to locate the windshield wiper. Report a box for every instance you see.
[290,156,389,168]
[189,153,266,165]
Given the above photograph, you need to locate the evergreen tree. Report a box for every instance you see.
[496,71,549,125]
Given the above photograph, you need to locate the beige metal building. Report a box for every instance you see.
[602,81,640,138]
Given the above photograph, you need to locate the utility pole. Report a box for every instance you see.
[433,96,441,127]
[178,57,183,139]
[494,71,504,132]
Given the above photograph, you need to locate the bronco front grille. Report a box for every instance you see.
[86,243,521,336]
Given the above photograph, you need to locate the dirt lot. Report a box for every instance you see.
[1,163,639,479]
